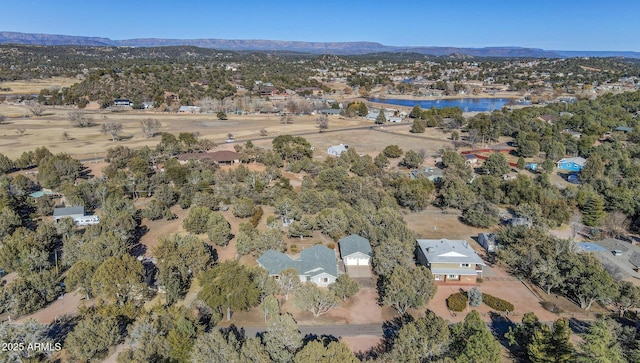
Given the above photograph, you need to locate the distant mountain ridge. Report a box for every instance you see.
[1,31,639,58]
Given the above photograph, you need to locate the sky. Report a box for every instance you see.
[2,0,639,51]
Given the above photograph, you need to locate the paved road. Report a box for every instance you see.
[241,323,384,338]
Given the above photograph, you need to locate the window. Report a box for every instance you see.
[447,274,459,279]
[460,263,470,267]
[323,278,328,283]
[434,275,443,281]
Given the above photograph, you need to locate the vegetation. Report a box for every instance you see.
[447,292,468,312]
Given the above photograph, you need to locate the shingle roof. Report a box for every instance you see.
[339,234,372,258]
[557,157,586,167]
[257,245,337,278]
[416,239,485,265]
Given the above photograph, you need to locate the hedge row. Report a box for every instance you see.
[482,293,515,312]
[447,292,468,312]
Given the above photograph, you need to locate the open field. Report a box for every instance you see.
[0,77,79,95]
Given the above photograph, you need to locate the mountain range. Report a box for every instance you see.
[1,31,639,58]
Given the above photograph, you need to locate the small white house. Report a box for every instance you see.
[257,245,338,286]
[339,234,372,266]
[53,206,100,226]
[327,144,349,157]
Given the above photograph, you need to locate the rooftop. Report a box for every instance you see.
[417,239,485,265]
[257,245,337,278]
[339,234,372,258]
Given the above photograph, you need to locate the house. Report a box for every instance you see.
[327,144,349,157]
[53,206,100,226]
[142,102,155,109]
[177,151,240,165]
[339,234,372,266]
[509,217,533,227]
[537,114,559,124]
[410,167,443,182]
[257,245,338,286]
[478,232,498,253]
[178,106,201,113]
[113,99,132,107]
[320,109,342,116]
[464,154,479,165]
[556,157,587,172]
[614,126,634,133]
[415,239,485,284]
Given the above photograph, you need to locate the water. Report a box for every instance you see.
[367,97,526,112]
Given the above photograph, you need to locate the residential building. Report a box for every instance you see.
[556,157,587,172]
[416,239,485,284]
[177,151,240,165]
[339,234,372,266]
[257,245,338,286]
[409,167,443,183]
[327,144,349,157]
[53,206,100,226]
[113,99,132,107]
[178,106,201,113]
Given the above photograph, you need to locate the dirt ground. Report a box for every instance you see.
[15,291,91,324]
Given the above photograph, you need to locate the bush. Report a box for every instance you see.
[290,244,298,253]
[250,206,264,227]
[447,292,468,312]
[468,287,482,307]
[382,144,403,158]
[541,301,562,313]
[233,197,256,218]
[482,293,515,312]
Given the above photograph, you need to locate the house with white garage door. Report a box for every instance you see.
[339,234,372,266]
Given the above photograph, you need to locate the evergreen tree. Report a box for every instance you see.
[450,310,501,363]
[375,109,387,124]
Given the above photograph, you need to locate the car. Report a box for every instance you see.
[612,250,623,256]
[225,138,234,143]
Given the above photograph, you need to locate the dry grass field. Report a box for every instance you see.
[0,103,459,161]
[0,77,79,95]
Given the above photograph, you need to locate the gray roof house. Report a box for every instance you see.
[53,206,100,226]
[339,234,372,266]
[257,245,338,286]
[416,239,485,284]
[478,232,498,253]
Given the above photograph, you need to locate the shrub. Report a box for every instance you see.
[482,293,515,312]
[447,292,468,312]
[468,287,482,307]
[290,244,298,253]
[233,197,255,218]
[250,206,264,227]
[541,301,562,314]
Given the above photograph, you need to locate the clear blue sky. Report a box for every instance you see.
[2,0,639,51]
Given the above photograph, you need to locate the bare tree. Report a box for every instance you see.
[62,131,70,141]
[102,122,123,142]
[140,118,161,138]
[28,101,45,117]
[570,211,583,241]
[316,115,329,132]
[16,128,26,136]
[603,211,630,239]
[68,111,96,127]
[260,129,268,137]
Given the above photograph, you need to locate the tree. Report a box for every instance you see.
[293,283,340,317]
[468,287,482,307]
[482,153,510,176]
[375,109,386,124]
[450,310,502,363]
[582,194,605,227]
[261,294,280,322]
[357,102,368,117]
[65,259,99,299]
[167,315,198,363]
[140,118,161,138]
[102,121,124,141]
[385,311,450,362]
[191,329,241,363]
[64,314,120,362]
[613,281,640,317]
[374,152,389,169]
[401,150,423,169]
[293,339,358,363]
[565,253,617,310]
[37,153,83,188]
[462,199,500,227]
[578,318,625,363]
[410,119,426,133]
[0,153,15,174]
[68,111,96,127]
[540,158,555,174]
[278,268,302,301]
[233,197,256,218]
[316,115,329,131]
[0,320,52,362]
[382,144,403,158]
[198,261,260,320]
[207,212,231,246]
[580,154,605,183]
[517,156,526,170]
[329,274,359,301]
[91,254,146,305]
[382,265,436,315]
[264,313,303,363]
[518,139,541,157]
[0,206,22,239]
[183,206,213,234]
[28,101,45,116]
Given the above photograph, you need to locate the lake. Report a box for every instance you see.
[367,97,526,112]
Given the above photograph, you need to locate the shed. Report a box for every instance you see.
[556,157,586,172]
[478,232,498,253]
[327,144,349,157]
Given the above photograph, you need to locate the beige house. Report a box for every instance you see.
[416,239,485,284]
